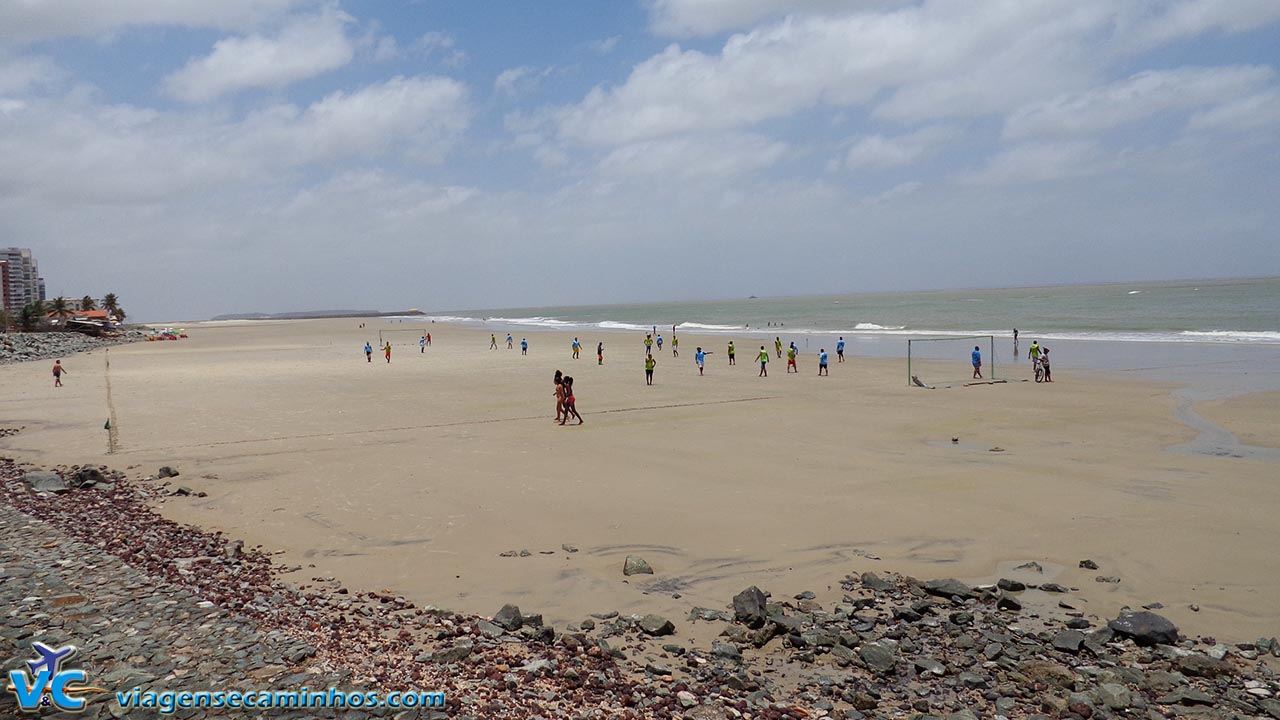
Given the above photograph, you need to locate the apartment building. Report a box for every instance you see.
[1,247,42,312]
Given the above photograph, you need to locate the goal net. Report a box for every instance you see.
[378,328,428,347]
[907,335,997,388]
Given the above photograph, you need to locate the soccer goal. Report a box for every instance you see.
[378,328,428,347]
[907,335,996,388]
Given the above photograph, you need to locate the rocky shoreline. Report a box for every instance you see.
[0,330,146,365]
[3,455,1279,720]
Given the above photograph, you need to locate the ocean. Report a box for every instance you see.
[424,277,1280,346]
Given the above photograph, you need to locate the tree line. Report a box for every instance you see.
[0,293,126,331]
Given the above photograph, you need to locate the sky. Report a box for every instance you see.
[1,1,1278,321]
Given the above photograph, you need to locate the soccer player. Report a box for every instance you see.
[420,336,426,353]
[774,337,783,359]
[644,334,653,355]
[490,334,498,350]
[521,338,528,355]
[384,342,392,363]
[786,344,797,373]
[572,337,581,359]
[426,332,431,346]
[758,346,770,377]
[695,347,710,376]
[507,333,514,349]
[727,341,736,365]
[656,334,663,352]
[672,336,679,357]
[364,341,373,362]
[837,336,845,362]
[645,354,656,385]
[52,360,67,387]
[972,345,982,379]
[818,349,829,376]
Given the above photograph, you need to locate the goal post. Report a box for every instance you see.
[907,335,996,388]
[378,328,428,346]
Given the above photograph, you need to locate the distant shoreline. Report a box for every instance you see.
[208,309,425,321]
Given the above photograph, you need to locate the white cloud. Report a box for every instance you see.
[1005,65,1275,139]
[1126,0,1280,49]
[0,0,313,45]
[844,126,953,169]
[494,66,555,97]
[1189,90,1280,134]
[646,0,907,37]
[961,141,1106,186]
[589,35,621,54]
[163,10,355,103]
[0,54,61,95]
[412,31,466,68]
[597,132,788,179]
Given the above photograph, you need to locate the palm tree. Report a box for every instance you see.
[102,293,119,315]
[49,296,72,317]
[19,301,45,331]
[114,306,127,322]
[80,295,97,311]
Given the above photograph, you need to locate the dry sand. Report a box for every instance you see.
[2,318,1278,646]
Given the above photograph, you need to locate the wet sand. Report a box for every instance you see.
[1197,391,1280,450]
[1,318,1278,644]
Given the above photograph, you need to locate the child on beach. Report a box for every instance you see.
[972,345,982,379]
[554,370,565,423]
[364,342,373,362]
[645,355,656,385]
[727,341,735,365]
[818,349,829,376]
[837,337,845,362]
[758,346,770,377]
[561,377,583,425]
[52,360,67,387]
[385,342,392,363]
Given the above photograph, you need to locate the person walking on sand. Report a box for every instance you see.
[426,332,431,346]
[972,345,983,379]
[52,360,67,387]
[695,347,712,376]
[656,334,664,353]
[644,354,656,385]
[385,342,393,363]
[521,338,528,355]
[727,341,736,365]
[507,333,513,350]
[837,336,845,362]
[1041,347,1053,382]
[572,337,581,359]
[774,337,783,359]
[644,334,653,355]
[758,346,770,377]
[490,333,498,350]
[671,335,679,357]
[561,376,583,425]
[818,349,829,376]
[786,344,798,373]
[420,335,426,353]
[364,341,373,362]
[554,370,566,423]
[597,341,604,365]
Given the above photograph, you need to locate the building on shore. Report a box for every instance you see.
[1,247,42,312]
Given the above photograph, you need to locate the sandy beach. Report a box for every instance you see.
[2,318,1277,647]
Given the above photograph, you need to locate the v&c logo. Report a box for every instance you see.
[6,642,106,713]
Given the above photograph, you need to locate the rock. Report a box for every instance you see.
[623,555,653,576]
[1107,611,1179,646]
[1015,561,1044,572]
[794,590,816,600]
[1155,687,1214,706]
[1260,699,1280,720]
[733,586,769,628]
[1065,617,1091,629]
[923,578,973,599]
[1018,660,1076,690]
[1051,630,1086,653]
[22,471,67,493]
[711,641,741,661]
[1095,576,1121,583]
[996,578,1025,592]
[71,466,105,487]
[859,642,896,674]
[958,671,988,689]
[431,638,473,663]
[561,544,578,553]
[476,619,505,638]
[518,659,556,676]
[493,603,523,631]
[997,594,1022,612]
[861,572,893,592]
[1093,683,1132,710]
[1176,654,1233,678]
[638,614,675,636]
[1039,582,1069,593]
[172,487,193,496]
[158,466,179,478]
[1079,559,1099,569]
[645,661,673,675]
[948,711,979,720]
[676,691,697,709]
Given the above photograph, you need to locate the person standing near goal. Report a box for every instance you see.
[420,335,426,353]
[384,342,393,364]
[971,345,982,379]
